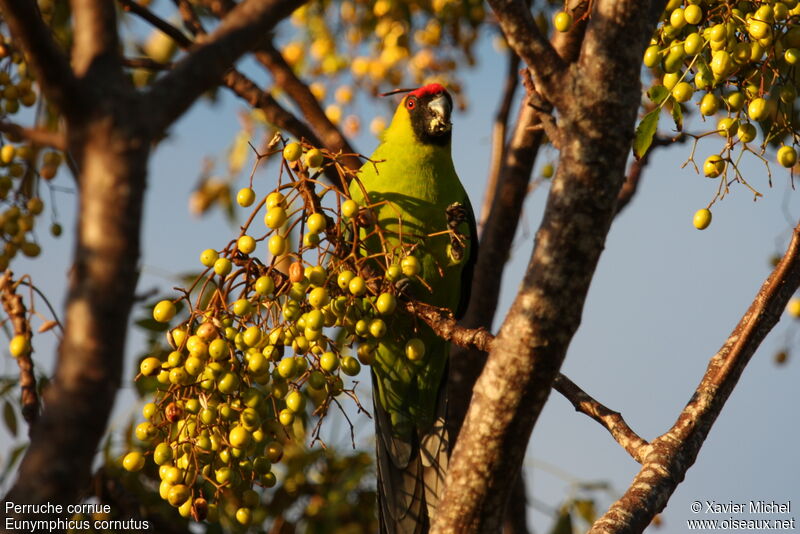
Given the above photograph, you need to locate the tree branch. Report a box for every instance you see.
[479,50,520,231]
[591,220,800,533]
[410,300,649,465]
[254,43,361,171]
[70,0,123,82]
[145,0,304,136]
[552,374,650,463]
[0,0,82,116]
[486,0,567,105]
[434,1,664,529]
[0,121,66,151]
[0,271,39,429]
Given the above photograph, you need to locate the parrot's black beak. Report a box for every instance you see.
[427,93,452,137]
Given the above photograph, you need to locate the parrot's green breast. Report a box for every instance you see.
[351,132,472,435]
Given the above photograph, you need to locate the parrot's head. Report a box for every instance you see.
[400,83,453,146]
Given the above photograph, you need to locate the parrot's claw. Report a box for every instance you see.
[394,277,414,299]
[445,202,467,230]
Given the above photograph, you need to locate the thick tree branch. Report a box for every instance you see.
[434,1,664,530]
[0,121,66,151]
[590,221,800,533]
[485,0,566,104]
[255,43,361,171]
[0,0,82,116]
[70,0,123,82]
[145,0,303,136]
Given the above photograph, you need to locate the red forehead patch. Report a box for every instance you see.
[409,83,447,98]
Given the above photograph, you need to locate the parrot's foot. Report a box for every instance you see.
[394,276,415,299]
[445,202,467,230]
[445,202,468,264]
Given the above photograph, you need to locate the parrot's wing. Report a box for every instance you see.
[373,377,427,534]
[418,382,449,520]
[373,366,450,533]
[455,193,478,319]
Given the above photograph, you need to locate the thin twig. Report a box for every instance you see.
[0,271,39,429]
[0,121,66,151]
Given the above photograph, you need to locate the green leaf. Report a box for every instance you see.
[548,508,573,534]
[0,444,27,485]
[671,102,684,132]
[3,400,17,437]
[633,109,660,159]
[0,377,18,397]
[647,85,669,104]
[574,499,597,524]
[134,318,170,333]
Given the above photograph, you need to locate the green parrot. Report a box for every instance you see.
[349,83,477,533]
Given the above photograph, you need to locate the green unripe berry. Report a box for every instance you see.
[265,206,288,229]
[376,292,397,315]
[337,270,355,289]
[699,93,718,116]
[671,82,693,103]
[140,356,162,376]
[308,287,329,308]
[122,451,145,472]
[277,357,298,379]
[717,117,738,137]
[153,443,173,465]
[254,275,275,296]
[737,122,757,143]
[401,256,420,277]
[341,356,361,376]
[286,390,305,413]
[305,148,324,168]
[233,298,252,316]
[268,234,287,256]
[777,145,798,168]
[643,45,661,68]
[167,484,190,507]
[341,199,358,219]
[153,300,176,323]
[213,257,232,276]
[348,276,366,296]
[369,318,387,338]
[703,155,725,178]
[217,371,240,394]
[405,338,426,361]
[307,212,326,233]
[208,338,229,361]
[320,351,339,372]
[283,142,302,162]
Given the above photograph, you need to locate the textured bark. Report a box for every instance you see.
[0,0,302,520]
[433,1,665,531]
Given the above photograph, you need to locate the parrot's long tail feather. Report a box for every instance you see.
[373,374,449,534]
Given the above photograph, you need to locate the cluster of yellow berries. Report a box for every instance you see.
[124,141,428,525]
[638,0,800,230]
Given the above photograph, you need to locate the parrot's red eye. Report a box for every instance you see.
[406,97,416,110]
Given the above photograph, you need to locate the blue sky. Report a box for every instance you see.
[3,13,799,533]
